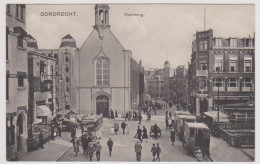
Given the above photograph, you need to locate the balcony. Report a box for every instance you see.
[196,70,208,78]
[227,87,240,92]
[242,87,251,92]
[213,87,225,92]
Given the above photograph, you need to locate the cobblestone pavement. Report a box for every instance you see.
[18,105,254,162]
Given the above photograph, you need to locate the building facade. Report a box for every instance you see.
[77,4,144,116]
[145,61,173,101]
[6,4,28,160]
[188,29,255,116]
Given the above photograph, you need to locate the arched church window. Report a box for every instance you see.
[96,58,110,86]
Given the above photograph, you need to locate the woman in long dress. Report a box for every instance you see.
[142,126,148,139]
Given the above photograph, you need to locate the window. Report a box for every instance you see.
[190,128,195,137]
[229,60,237,72]
[96,58,110,86]
[230,38,237,47]
[6,27,9,60]
[246,39,252,47]
[203,41,208,50]
[15,5,25,21]
[215,59,223,72]
[6,117,15,147]
[17,72,25,87]
[199,41,204,50]
[227,78,239,91]
[242,78,252,92]
[6,5,11,14]
[215,38,222,47]
[6,72,9,100]
[213,78,225,91]
[244,59,252,72]
[17,36,23,47]
[201,63,207,70]
[16,5,19,18]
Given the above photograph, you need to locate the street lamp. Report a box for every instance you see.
[216,63,220,123]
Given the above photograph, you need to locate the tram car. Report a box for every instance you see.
[182,122,210,155]
[81,114,103,139]
[175,115,196,141]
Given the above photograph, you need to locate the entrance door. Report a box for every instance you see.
[96,95,109,117]
[16,114,23,152]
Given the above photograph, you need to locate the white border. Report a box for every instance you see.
[0,0,258,164]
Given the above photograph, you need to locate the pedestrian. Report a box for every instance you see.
[136,126,142,143]
[39,131,44,148]
[88,142,95,161]
[165,116,169,129]
[153,124,159,139]
[95,141,102,161]
[115,110,118,117]
[73,136,80,157]
[125,112,129,121]
[134,140,142,161]
[171,130,176,146]
[57,121,62,137]
[111,109,115,119]
[81,135,87,155]
[142,126,148,139]
[114,121,119,135]
[151,144,157,161]
[128,111,132,120]
[169,112,172,119]
[107,138,113,157]
[138,113,142,125]
[71,127,76,142]
[51,124,56,140]
[156,143,162,161]
[121,121,126,135]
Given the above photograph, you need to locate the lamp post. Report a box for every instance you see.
[217,63,220,123]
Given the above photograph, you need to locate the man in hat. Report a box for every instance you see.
[156,143,162,161]
[121,121,126,135]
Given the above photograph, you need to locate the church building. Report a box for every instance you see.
[78,4,144,117]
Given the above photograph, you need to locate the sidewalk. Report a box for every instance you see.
[19,133,72,161]
[210,135,253,162]
[240,148,255,160]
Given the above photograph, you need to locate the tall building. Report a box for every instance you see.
[145,61,173,101]
[170,65,188,107]
[6,4,28,160]
[188,29,255,116]
[77,4,144,116]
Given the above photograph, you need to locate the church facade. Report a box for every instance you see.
[77,4,144,116]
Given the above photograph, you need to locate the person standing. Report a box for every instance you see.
[115,110,118,117]
[57,121,62,137]
[136,126,143,143]
[111,109,115,119]
[134,140,142,161]
[165,116,169,130]
[169,112,172,120]
[121,121,126,135]
[107,138,113,157]
[125,112,128,121]
[151,144,157,161]
[88,142,95,161]
[153,124,159,139]
[39,131,44,148]
[81,135,87,155]
[156,143,162,161]
[95,141,102,161]
[142,126,148,140]
[114,121,119,135]
[71,127,76,142]
[73,136,80,157]
[171,130,176,146]
[138,113,142,125]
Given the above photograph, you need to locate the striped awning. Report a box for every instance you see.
[36,105,52,117]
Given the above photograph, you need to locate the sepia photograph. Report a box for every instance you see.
[4,1,255,162]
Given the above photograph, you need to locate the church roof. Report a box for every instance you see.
[80,28,125,58]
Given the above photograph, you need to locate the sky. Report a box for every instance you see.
[26,4,255,70]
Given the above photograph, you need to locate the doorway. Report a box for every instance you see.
[96,95,109,117]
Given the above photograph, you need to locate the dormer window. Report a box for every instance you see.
[246,39,253,47]
[215,38,222,47]
[230,38,237,47]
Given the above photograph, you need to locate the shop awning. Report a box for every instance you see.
[203,111,230,122]
[37,105,52,117]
